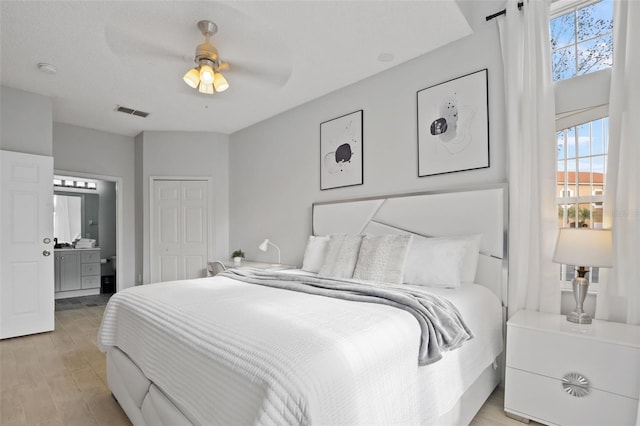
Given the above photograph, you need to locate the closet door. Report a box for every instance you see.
[151,179,209,283]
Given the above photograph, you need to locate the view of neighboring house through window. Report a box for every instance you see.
[557,118,608,230]
[556,118,608,282]
[551,0,612,284]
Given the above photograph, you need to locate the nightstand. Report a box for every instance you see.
[505,310,640,425]
[207,260,296,276]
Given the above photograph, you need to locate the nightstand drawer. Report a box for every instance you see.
[505,367,638,426]
[507,326,640,398]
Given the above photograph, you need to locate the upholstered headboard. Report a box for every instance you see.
[312,184,508,306]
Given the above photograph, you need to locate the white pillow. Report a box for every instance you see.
[301,235,330,273]
[449,234,483,282]
[403,236,468,288]
[318,234,364,279]
[353,234,413,284]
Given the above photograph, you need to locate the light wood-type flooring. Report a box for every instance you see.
[1,302,534,426]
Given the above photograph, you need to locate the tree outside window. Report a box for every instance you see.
[550,0,613,81]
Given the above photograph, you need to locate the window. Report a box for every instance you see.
[551,0,613,289]
[592,188,604,208]
[559,188,574,198]
[550,0,613,81]
[556,116,608,284]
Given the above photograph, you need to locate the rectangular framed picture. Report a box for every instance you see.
[417,69,489,177]
[320,110,363,190]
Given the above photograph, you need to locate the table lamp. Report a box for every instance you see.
[258,238,281,265]
[552,228,613,324]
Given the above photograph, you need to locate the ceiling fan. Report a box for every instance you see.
[182,20,230,95]
[104,9,293,91]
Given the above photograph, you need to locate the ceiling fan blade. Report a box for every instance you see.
[105,24,188,63]
[227,60,292,88]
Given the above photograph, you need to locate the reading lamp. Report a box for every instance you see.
[258,239,281,265]
[552,228,613,324]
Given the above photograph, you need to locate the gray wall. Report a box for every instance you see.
[1,86,52,156]
[52,122,137,289]
[97,180,117,275]
[229,17,506,266]
[135,131,230,283]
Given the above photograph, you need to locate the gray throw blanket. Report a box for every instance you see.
[219,268,473,366]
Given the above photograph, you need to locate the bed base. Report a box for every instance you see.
[107,346,500,426]
[107,347,193,426]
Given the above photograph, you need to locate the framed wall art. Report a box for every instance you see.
[417,69,489,177]
[320,109,363,190]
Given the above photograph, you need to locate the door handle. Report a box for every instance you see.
[42,250,51,257]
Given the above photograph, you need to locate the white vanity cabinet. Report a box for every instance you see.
[55,250,81,291]
[80,249,101,289]
[55,249,101,293]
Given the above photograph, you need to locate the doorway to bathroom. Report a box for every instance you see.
[53,170,123,300]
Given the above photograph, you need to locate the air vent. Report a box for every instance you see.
[115,105,150,118]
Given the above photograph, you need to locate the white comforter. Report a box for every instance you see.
[99,274,502,425]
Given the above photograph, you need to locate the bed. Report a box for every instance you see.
[99,184,508,425]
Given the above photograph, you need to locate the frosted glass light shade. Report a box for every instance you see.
[199,64,214,84]
[213,72,229,92]
[198,82,214,94]
[553,228,613,267]
[183,68,200,88]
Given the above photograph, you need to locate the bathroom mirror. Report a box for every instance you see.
[53,192,99,246]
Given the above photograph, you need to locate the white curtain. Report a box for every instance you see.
[595,0,640,328]
[498,0,559,316]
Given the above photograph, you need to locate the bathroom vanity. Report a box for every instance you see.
[54,248,101,299]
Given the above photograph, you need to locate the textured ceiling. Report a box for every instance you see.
[1,1,472,137]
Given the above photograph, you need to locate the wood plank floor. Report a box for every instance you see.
[1,303,533,426]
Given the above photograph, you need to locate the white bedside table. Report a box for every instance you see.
[505,310,640,425]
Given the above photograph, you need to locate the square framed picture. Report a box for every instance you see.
[320,110,363,190]
[417,69,489,177]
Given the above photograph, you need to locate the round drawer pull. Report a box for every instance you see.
[562,372,590,397]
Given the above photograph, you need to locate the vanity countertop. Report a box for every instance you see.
[54,247,100,252]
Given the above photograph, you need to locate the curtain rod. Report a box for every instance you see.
[486,1,524,21]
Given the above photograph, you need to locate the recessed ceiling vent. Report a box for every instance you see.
[115,105,150,118]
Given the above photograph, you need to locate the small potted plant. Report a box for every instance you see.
[232,249,245,266]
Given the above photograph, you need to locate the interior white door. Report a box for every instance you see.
[151,180,209,283]
[1,150,54,339]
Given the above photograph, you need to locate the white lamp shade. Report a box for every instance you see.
[213,72,229,92]
[553,228,613,267]
[199,64,214,84]
[198,82,214,94]
[183,68,200,88]
[258,239,269,252]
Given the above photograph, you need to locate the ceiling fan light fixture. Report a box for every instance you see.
[213,72,229,92]
[183,68,200,88]
[184,20,230,95]
[198,82,214,95]
[199,64,214,84]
